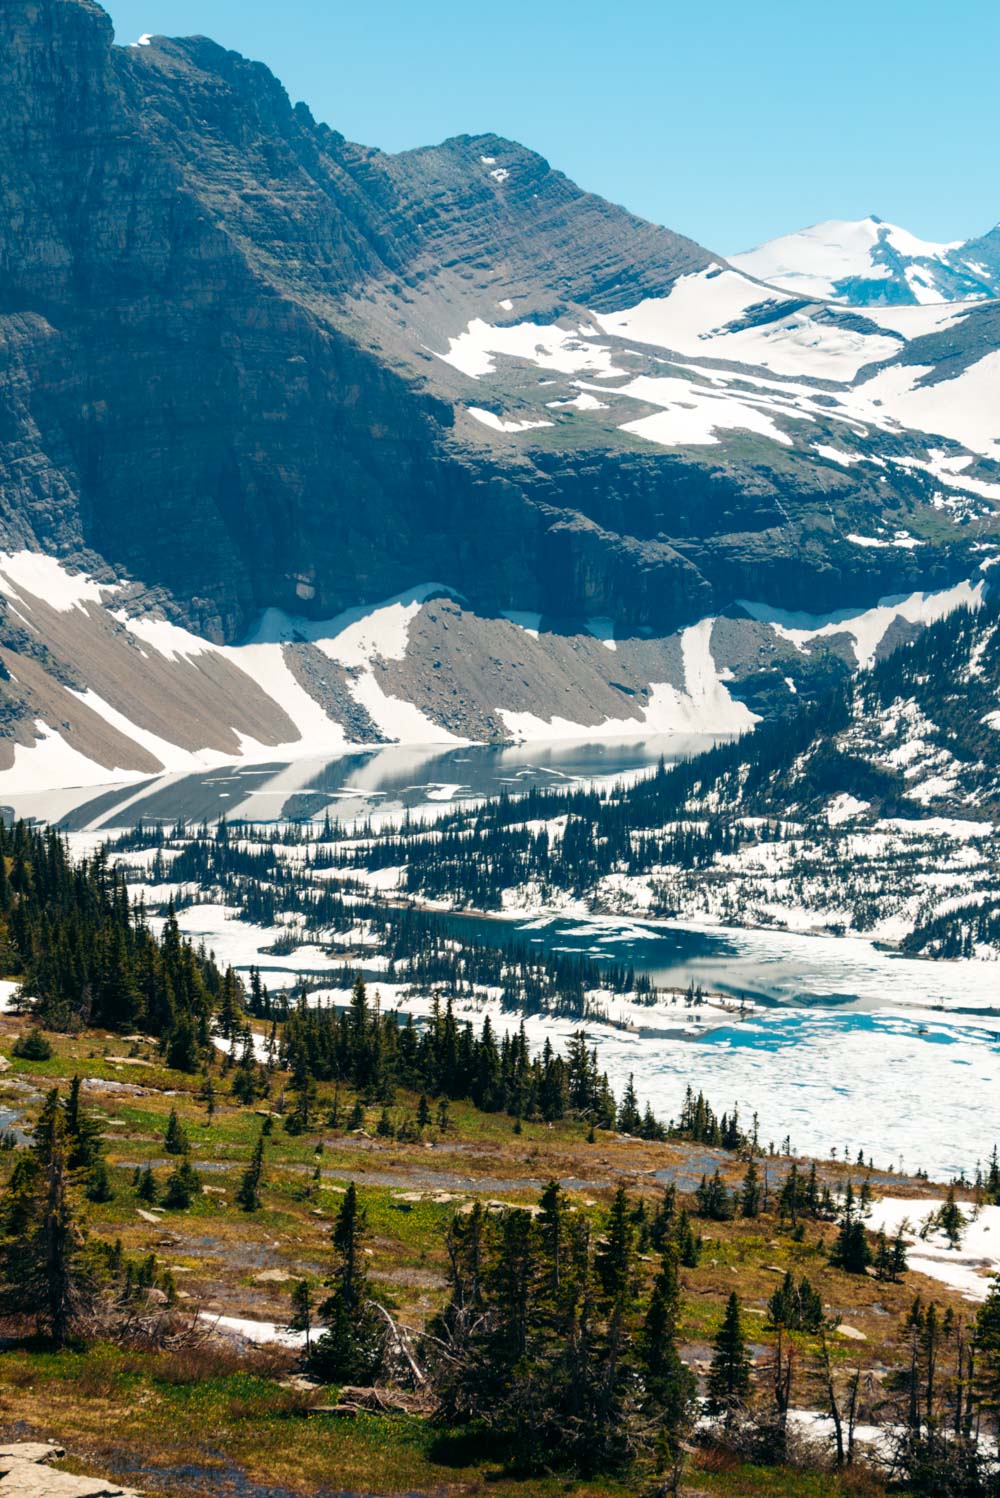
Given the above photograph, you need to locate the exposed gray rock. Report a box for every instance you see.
[0,1443,141,1498]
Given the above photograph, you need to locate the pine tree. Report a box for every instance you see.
[288,1279,314,1352]
[231,1037,259,1105]
[0,1113,97,1345]
[11,1029,52,1061]
[617,1074,642,1135]
[891,1227,909,1281]
[166,1013,199,1073]
[974,1276,1000,1429]
[639,1247,696,1443]
[236,1134,265,1212]
[596,1185,635,1302]
[163,1108,188,1156]
[216,968,245,1041]
[695,1169,733,1222]
[309,1184,383,1382]
[768,1271,824,1333]
[707,1292,752,1420]
[740,1159,762,1219]
[85,1159,114,1204]
[163,1160,202,1210]
[938,1187,966,1248]
[830,1184,871,1275]
[135,1164,157,1204]
[64,1077,104,1172]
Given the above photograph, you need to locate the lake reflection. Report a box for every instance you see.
[5,732,724,831]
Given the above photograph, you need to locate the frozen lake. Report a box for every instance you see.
[3,733,721,831]
[166,896,1000,1182]
[432,911,1000,1177]
[15,730,998,1181]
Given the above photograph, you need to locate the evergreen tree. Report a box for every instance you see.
[236,1134,265,1212]
[707,1292,752,1420]
[975,1275,1000,1432]
[617,1074,642,1134]
[938,1187,966,1248]
[830,1184,871,1275]
[0,1111,97,1345]
[163,1160,202,1210]
[64,1076,104,1172]
[639,1247,696,1443]
[85,1159,114,1204]
[740,1159,762,1219]
[309,1184,383,1382]
[135,1164,157,1204]
[288,1278,314,1352]
[12,1029,52,1061]
[163,1108,188,1156]
[596,1185,635,1301]
[768,1271,823,1333]
[695,1169,733,1222]
[166,1013,200,1074]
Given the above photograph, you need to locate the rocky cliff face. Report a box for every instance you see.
[0,0,996,782]
[0,0,718,641]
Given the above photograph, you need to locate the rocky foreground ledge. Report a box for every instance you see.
[0,1444,140,1498]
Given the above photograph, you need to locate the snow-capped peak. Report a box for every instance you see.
[731,216,998,307]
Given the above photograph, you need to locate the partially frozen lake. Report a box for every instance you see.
[417,911,1000,1179]
[14,730,998,1181]
[4,733,720,831]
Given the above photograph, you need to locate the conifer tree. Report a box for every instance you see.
[85,1159,114,1204]
[163,1107,188,1156]
[0,1110,97,1345]
[288,1278,314,1352]
[216,968,245,1041]
[696,1169,733,1222]
[236,1134,265,1212]
[707,1292,752,1420]
[938,1187,966,1248]
[768,1271,823,1333]
[639,1247,696,1441]
[166,1013,200,1074]
[64,1076,104,1172]
[975,1276,1000,1431]
[596,1185,635,1301]
[617,1074,642,1135]
[830,1184,872,1274]
[135,1164,157,1204]
[310,1184,382,1382]
[740,1159,762,1219]
[164,1160,202,1210]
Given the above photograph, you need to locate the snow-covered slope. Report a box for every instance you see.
[0,548,988,797]
[731,216,1000,306]
[436,260,1000,512]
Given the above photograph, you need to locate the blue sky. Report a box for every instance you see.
[104,0,998,254]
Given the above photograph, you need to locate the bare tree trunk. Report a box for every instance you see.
[820,1328,845,1466]
[845,1365,863,1466]
[366,1299,425,1385]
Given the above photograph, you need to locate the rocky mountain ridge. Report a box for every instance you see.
[0,0,999,787]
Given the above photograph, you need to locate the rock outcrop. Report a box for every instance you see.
[0,1443,140,1498]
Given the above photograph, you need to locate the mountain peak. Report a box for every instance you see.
[731,215,998,306]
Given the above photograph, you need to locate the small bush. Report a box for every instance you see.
[11,1028,52,1060]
